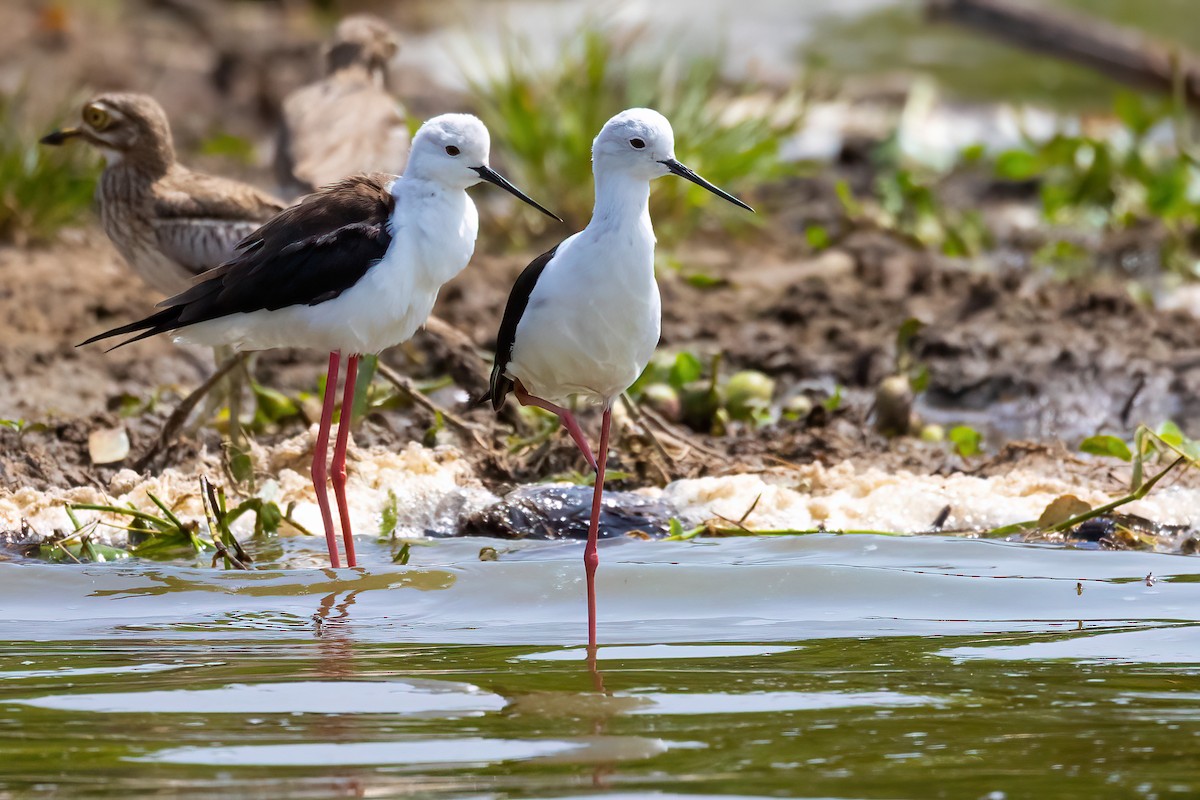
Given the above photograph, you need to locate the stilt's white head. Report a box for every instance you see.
[404,113,561,220]
[592,108,676,180]
[592,107,755,211]
[405,113,493,189]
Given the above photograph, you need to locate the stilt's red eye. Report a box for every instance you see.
[630,138,646,149]
[445,145,460,156]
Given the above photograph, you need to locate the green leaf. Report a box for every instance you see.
[393,542,411,565]
[959,143,986,164]
[1157,420,1185,448]
[948,425,982,457]
[822,385,843,412]
[994,149,1040,181]
[228,445,254,486]
[683,272,728,290]
[251,383,300,424]
[805,224,830,251]
[351,354,378,423]
[197,132,256,164]
[668,352,703,388]
[1079,434,1132,462]
[834,179,860,216]
[380,489,400,538]
[1113,91,1156,137]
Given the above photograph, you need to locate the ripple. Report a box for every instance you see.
[937,625,1200,664]
[131,735,679,767]
[10,679,507,716]
[517,644,799,661]
[627,689,940,715]
[0,661,220,680]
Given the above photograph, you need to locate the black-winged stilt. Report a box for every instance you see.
[82,113,560,569]
[484,107,752,647]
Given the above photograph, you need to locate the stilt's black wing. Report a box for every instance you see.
[80,174,395,349]
[483,243,559,411]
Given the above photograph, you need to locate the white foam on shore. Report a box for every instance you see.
[3,440,1196,551]
[0,433,497,547]
[661,461,1200,535]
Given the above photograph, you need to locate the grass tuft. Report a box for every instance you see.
[467,25,802,240]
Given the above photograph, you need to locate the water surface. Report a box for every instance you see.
[2,535,1198,798]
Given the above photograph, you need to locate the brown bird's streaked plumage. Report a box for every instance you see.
[42,92,287,296]
[275,15,410,196]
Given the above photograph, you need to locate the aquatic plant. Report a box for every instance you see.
[64,478,308,567]
[466,25,802,240]
[0,91,101,244]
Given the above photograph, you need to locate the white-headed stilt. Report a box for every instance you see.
[484,107,752,647]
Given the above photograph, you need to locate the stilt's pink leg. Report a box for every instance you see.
[331,354,359,568]
[585,406,612,649]
[313,351,342,568]
[514,383,598,471]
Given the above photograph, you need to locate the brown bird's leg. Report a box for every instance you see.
[514,382,598,471]
[313,351,343,568]
[331,353,360,568]
[585,406,612,649]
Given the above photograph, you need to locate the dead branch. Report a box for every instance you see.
[926,0,1200,107]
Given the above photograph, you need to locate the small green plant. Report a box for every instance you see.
[64,479,305,566]
[992,90,1200,278]
[69,492,208,558]
[0,91,100,244]
[835,164,990,258]
[467,25,801,240]
[629,349,780,433]
[947,424,983,457]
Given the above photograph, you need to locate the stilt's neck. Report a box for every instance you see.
[586,168,651,233]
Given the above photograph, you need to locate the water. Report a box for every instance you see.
[2,535,1198,797]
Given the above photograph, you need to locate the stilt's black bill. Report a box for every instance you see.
[660,158,754,212]
[40,127,82,146]
[473,166,562,222]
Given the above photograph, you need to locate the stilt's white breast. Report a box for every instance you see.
[507,220,661,406]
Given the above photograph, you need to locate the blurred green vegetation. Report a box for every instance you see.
[0,92,100,245]
[468,26,802,240]
[821,89,1200,280]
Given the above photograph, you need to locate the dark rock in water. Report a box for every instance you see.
[457,485,678,540]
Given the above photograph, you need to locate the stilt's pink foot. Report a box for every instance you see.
[515,384,599,471]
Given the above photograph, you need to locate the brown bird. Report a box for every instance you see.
[42,92,287,297]
[275,14,409,196]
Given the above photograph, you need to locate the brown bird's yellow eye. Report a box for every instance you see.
[83,105,110,130]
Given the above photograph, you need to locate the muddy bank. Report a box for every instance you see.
[7,203,1200,503]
